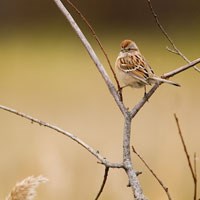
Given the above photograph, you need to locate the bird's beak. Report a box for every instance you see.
[120,48,125,53]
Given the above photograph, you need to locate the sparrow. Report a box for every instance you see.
[115,39,180,92]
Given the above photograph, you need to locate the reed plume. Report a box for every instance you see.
[5,176,48,200]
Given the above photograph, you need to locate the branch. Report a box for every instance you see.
[147,0,200,72]
[130,58,200,119]
[163,58,200,78]
[194,153,198,200]
[0,104,122,169]
[95,166,109,200]
[53,0,126,115]
[51,3,147,197]
[174,114,197,200]
[132,146,172,200]
[123,114,148,200]
[65,0,123,101]
[130,83,159,119]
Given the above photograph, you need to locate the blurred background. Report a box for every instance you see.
[0,0,200,199]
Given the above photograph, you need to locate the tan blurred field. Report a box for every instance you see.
[0,25,200,200]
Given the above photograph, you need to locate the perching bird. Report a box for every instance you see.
[115,39,180,92]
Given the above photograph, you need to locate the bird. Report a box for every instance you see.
[115,39,180,94]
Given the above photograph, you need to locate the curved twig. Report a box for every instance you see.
[147,0,200,72]
[95,166,109,200]
[0,104,122,169]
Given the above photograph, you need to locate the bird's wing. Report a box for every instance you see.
[118,53,153,84]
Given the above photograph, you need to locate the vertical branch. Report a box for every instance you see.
[174,114,197,200]
[174,114,195,180]
[123,113,148,200]
[53,1,148,199]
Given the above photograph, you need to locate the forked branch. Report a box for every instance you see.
[1,1,199,200]
[147,0,200,72]
[130,57,200,118]
[53,0,126,115]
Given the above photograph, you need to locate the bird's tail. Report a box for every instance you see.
[149,76,181,87]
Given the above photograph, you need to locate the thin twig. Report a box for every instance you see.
[194,153,198,200]
[174,114,197,200]
[53,0,126,115]
[95,166,109,200]
[52,2,146,197]
[65,0,123,101]
[147,0,200,72]
[174,114,196,180]
[194,153,197,180]
[132,146,172,200]
[166,46,179,55]
[0,104,122,169]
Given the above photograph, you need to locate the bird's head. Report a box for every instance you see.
[120,39,139,53]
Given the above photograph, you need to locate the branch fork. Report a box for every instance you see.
[0,0,199,200]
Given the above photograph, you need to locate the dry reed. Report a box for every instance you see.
[5,175,48,200]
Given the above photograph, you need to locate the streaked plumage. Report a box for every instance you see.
[115,39,180,89]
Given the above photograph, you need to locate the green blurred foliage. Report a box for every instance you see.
[0,1,200,200]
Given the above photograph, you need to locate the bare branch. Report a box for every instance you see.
[174,114,195,180]
[2,1,198,199]
[163,58,200,78]
[53,0,126,115]
[147,0,200,72]
[130,83,160,119]
[132,146,173,200]
[174,114,197,200]
[130,58,200,119]
[65,0,123,101]
[0,104,122,169]
[194,153,198,200]
[123,115,148,200]
[95,167,109,200]
[194,153,197,181]
[166,46,179,55]
[51,2,148,197]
